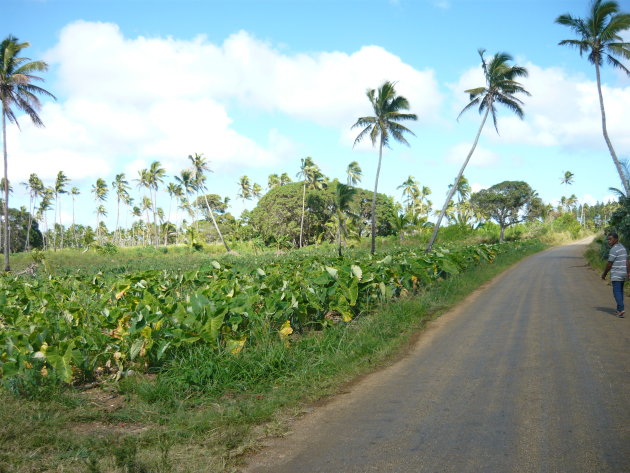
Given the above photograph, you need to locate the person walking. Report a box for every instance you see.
[601,232,630,317]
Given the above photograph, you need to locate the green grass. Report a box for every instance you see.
[0,239,547,473]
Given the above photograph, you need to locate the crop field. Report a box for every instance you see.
[0,238,549,472]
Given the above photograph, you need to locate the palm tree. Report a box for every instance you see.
[268,173,281,190]
[346,161,362,186]
[147,161,165,246]
[188,153,230,252]
[297,156,325,248]
[0,36,55,271]
[332,183,356,257]
[280,173,292,186]
[252,183,262,200]
[70,186,80,247]
[22,172,43,251]
[237,175,252,204]
[561,170,575,188]
[398,176,419,217]
[112,173,130,245]
[352,81,417,255]
[53,171,69,249]
[426,50,530,252]
[556,0,630,195]
[91,178,108,243]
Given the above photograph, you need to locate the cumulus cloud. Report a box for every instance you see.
[6,20,442,187]
[450,60,630,154]
[444,143,500,167]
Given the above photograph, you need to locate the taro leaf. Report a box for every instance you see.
[438,258,460,275]
[377,255,392,265]
[211,261,221,269]
[226,336,247,354]
[325,266,338,279]
[351,265,363,280]
[45,341,75,384]
[156,340,171,360]
[129,338,144,361]
[190,293,211,315]
[257,268,266,277]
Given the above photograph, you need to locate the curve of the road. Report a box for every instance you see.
[243,240,630,473]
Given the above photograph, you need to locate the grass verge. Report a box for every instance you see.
[0,240,547,473]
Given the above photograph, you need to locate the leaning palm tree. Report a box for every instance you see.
[0,35,55,270]
[556,0,630,195]
[352,81,417,255]
[188,153,230,252]
[426,50,530,252]
[346,161,363,186]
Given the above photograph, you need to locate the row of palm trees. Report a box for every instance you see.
[1,0,629,269]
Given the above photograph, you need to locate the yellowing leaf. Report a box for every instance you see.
[279,320,293,337]
[226,337,247,355]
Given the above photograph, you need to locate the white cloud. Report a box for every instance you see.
[444,142,500,167]
[6,20,441,187]
[471,183,488,193]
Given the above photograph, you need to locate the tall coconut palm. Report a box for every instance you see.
[398,176,419,217]
[296,156,325,248]
[561,170,575,188]
[237,175,252,204]
[112,173,130,245]
[556,0,630,195]
[346,161,363,186]
[70,186,80,247]
[352,81,417,255]
[0,36,55,270]
[91,178,108,243]
[188,153,230,252]
[426,50,530,252]
[22,172,43,251]
[53,170,69,249]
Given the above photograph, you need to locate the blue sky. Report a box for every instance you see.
[3,0,630,229]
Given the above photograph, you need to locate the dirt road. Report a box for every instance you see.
[243,240,630,473]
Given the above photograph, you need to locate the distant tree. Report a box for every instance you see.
[332,183,357,256]
[352,81,417,254]
[91,178,108,243]
[426,49,530,252]
[346,161,363,186]
[70,186,80,247]
[112,173,130,245]
[189,153,230,251]
[280,173,292,186]
[471,180,542,242]
[1,35,55,270]
[561,170,575,188]
[237,175,252,203]
[268,173,281,190]
[297,157,325,247]
[556,0,630,195]
[53,171,69,249]
[22,173,43,251]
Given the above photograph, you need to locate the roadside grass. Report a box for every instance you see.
[0,239,546,473]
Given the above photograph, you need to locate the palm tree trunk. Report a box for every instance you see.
[202,193,230,252]
[337,221,342,257]
[370,137,384,255]
[595,62,630,196]
[25,195,33,251]
[2,110,10,271]
[299,183,306,248]
[426,107,490,253]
